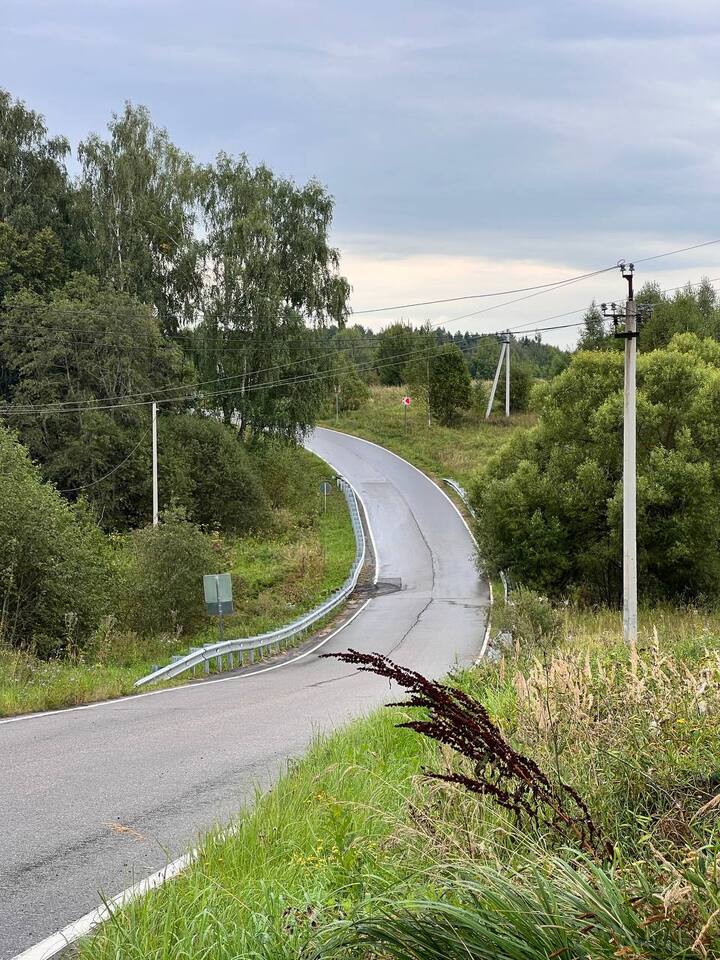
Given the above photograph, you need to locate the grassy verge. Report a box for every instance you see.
[79,604,720,959]
[0,450,355,717]
[322,385,532,488]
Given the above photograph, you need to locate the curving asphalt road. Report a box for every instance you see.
[0,428,489,958]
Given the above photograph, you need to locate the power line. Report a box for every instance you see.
[3,261,720,417]
[350,264,618,314]
[0,319,587,419]
[55,428,151,492]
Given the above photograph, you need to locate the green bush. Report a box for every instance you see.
[161,414,269,534]
[119,510,226,637]
[429,344,471,425]
[471,380,489,416]
[0,427,113,654]
[472,334,720,603]
[497,586,562,650]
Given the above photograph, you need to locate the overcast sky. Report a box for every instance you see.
[4,0,720,343]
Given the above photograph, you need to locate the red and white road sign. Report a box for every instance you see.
[402,396,411,406]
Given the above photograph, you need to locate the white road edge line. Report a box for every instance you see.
[7,599,375,960]
[8,434,483,960]
[318,428,479,545]
[0,475,377,728]
[316,429,492,659]
[11,853,194,960]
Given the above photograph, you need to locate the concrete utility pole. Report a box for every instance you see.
[485,334,509,419]
[602,264,644,646]
[622,271,637,647]
[505,331,511,418]
[427,356,432,427]
[152,401,159,527]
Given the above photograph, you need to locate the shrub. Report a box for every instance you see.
[471,380,488,416]
[161,414,269,534]
[0,427,112,654]
[429,344,471,425]
[472,335,720,603]
[119,510,226,636]
[499,587,562,651]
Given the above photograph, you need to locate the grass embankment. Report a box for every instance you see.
[0,450,355,717]
[322,384,533,488]
[80,606,720,958]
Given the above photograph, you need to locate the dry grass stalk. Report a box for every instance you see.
[324,649,612,860]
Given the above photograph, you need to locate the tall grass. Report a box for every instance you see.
[79,610,720,959]
[322,385,531,488]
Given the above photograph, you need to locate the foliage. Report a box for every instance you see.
[375,323,424,385]
[428,344,471,425]
[0,221,66,303]
[0,426,112,654]
[330,352,370,412]
[0,88,73,242]
[119,510,225,637]
[196,152,349,435]
[497,586,562,650]
[470,379,488,416]
[160,414,269,534]
[472,335,720,603]
[0,275,193,529]
[503,358,533,413]
[578,299,610,350]
[76,102,202,333]
[327,649,609,858]
[638,279,720,350]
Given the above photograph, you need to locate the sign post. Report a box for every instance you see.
[319,479,333,514]
[203,573,234,644]
[402,395,411,432]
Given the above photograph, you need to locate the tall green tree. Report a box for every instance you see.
[0,221,66,302]
[77,103,202,333]
[197,152,350,438]
[375,322,423,385]
[428,344,471,425]
[0,425,112,653]
[577,301,609,351]
[0,89,72,240]
[0,275,192,528]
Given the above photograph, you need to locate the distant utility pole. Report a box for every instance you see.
[152,401,159,527]
[505,332,511,418]
[485,332,511,419]
[601,264,651,646]
[427,356,432,427]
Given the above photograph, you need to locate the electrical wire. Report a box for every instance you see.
[3,256,720,418]
[55,428,151,492]
[350,264,619,314]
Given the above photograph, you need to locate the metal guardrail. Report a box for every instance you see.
[442,477,476,518]
[134,477,366,688]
